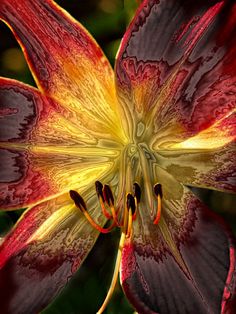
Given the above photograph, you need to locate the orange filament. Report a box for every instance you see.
[153,194,162,225]
[69,182,141,236]
[69,180,164,313]
[153,183,163,225]
[98,195,113,219]
[69,190,116,234]
[110,203,122,227]
[70,181,164,313]
[96,181,122,226]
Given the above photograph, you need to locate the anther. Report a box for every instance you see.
[153,183,163,225]
[133,182,141,203]
[70,190,115,234]
[95,182,112,220]
[154,183,163,199]
[103,184,114,206]
[69,190,87,212]
[103,184,122,226]
[126,193,136,215]
[95,180,104,201]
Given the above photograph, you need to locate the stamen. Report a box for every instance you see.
[73,181,142,313]
[103,184,121,226]
[71,179,163,313]
[95,181,112,219]
[70,190,115,234]
[153,183,163,225]
[95,180,104,201]
[103,184,114,207]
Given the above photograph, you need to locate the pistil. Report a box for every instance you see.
[97,195,134,314]
[69,180,163,313]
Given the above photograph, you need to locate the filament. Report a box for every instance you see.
[69,181,165,313]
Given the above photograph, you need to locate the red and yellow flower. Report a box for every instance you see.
[0,0,235,313]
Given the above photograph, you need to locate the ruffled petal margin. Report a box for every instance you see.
[0,190,105,314]
[0,78,116,210]
[116,0,236,146]
[0,0,125,141]
[120,167,236,313]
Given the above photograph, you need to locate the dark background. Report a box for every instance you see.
[0,1,235,313]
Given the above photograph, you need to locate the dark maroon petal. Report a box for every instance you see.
[121,202,235,314]
[120,168,236,314]
[0,192,104,314]
[116,0,236,145]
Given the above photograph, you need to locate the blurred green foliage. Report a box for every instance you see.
[0,1,235,314]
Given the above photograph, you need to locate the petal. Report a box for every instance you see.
[0,189,105,314]
[0,78,118,209]
[115,0,236,145]
[120,166,236,314]
[157,141,236,193]
[0,0,126,140]
[169,110,236,150]
[156,110,236,193]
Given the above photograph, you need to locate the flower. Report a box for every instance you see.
[0,0,236,313]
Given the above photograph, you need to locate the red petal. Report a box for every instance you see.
[120,169,236,313]
[0,191,104,313]
[116,0,236,144]
[0,78,114,209]
[0,0,124,140]
[121,205,236,314]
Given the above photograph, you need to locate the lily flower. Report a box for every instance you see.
[0,0,235,313]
